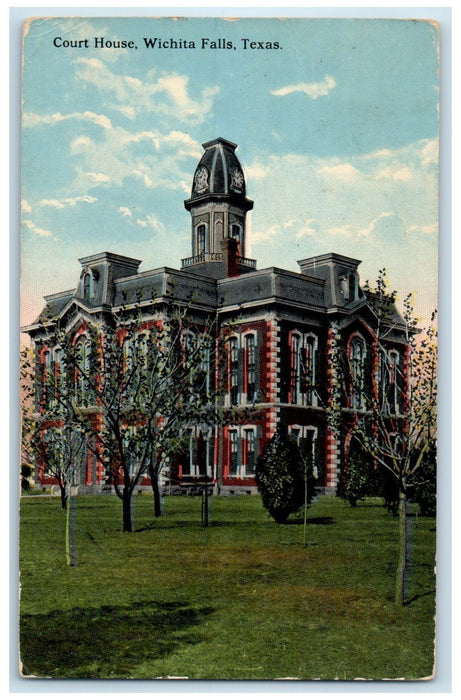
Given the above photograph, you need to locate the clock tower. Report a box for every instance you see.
[182,138,255,278]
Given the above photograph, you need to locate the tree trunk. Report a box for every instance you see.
[122,487,133,532]
[148,459,163,517]
[395,489,408,605]
[65,493,76,566]
[59,484,68,510]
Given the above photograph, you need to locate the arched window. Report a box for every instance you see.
[54,347,64,401]
[83,273,91,299]
[290,333,302,404]
[228,336,240,406]
[123,336,134,374]
[230,223,242,241]
[230,223,243,255]
[197,336,212,400]
[304,335,316,405]
[349,273,357,301]
[74,336,91,405]
[243,427,257,476]
[182,329,195,354]
[244,333,257,403]
[228,428,239,476]
[196,224,207,255]
[83,271,97,300]
[290,332,317,406]
[41,349,52,407]
[388,350,401,414]
[380,349,401,415]
[350,336,366,409]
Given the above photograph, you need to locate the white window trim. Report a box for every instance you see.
[225,335,240,408]
[227,424,260,478]
[195,222,209,255]
[290,331,318,407]
[182,425,215,478]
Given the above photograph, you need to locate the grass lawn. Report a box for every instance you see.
[19,494,436,680]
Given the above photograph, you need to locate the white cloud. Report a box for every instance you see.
[136,214,165,234]
[319,162,361,180]
[271,75,336,99]
[23,219,52,238]
[40,196,97,208]
[245,163,269,180]
[23,111,112,131]
[295,219,320,239]
[376,165,412,181]
[407,222,438,236]
[21,199,32,213]
[356,212,395,238]
[80,171,111,185]
[119,206,132,218]
[419,139,438,166]
[73,58,220,125]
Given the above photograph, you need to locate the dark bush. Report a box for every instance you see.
[255,426,315,523]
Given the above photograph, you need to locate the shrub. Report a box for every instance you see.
[340,437,379,507]
[255,426,315,523]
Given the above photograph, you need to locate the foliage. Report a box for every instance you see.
[255,426,315,523]
[340,438,378,507]
[20,464,33,491]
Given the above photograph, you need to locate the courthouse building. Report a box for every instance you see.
[24,138,409,494]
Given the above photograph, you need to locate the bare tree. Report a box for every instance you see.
[329,270,437,604]
[24,299,222,533]
[21,346,87,565]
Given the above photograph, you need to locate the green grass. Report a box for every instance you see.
[19,494,436,680]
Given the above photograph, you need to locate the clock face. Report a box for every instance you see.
[230,167,244,191]
[194,166,208,193]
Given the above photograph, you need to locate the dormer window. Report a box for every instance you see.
[83,270,98,300]
[83,273,91,299]
[349,273,358,301]
[340,271,359,302]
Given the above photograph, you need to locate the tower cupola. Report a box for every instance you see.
[182,138,255,279]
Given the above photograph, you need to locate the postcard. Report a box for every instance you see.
[19,16,439,681]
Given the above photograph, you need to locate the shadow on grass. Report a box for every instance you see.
[404,589,436,607]
[20,599,214,678]
[286,516,335,525]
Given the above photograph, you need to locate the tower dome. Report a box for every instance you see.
[185,138,253,208]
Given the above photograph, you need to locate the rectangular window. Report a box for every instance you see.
[290,333,317,406]
[229,429,239,476]
[387,350,401,415]
[244,428,256,476]
[229,338,239,406]
[291,334,301,404]
[245,334,256,403]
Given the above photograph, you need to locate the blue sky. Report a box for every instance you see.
[21,16,439,328]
